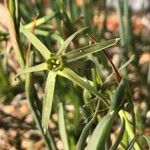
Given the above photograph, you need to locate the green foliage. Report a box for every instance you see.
[58,103,69,150]
[0,0,149,150]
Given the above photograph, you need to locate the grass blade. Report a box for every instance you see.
[57,27,88,54]
[42,71,57,133]
[87,79,126,150]
[104,55,135,83]
[88,55,104,84]
[119,110,141,150]
[0,4,25,68]
[110,118,125,150]
[109,79,126,112]
[64,38,120,63]
[25,12,57,29]
[58,103,69,150]
[77,97,101,150]
[142,135,150,148]
[20,23,51,60]
[58,67,108,107]
[127,135,140,150]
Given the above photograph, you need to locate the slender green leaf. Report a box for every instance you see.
[118,55,135,70]
[42,71,57,132]
[87,79,127,150]
[116,0,126,48]
[25,52,56,150]
[25,12,57,29]
[34,29,49,36]
[20,23,51,60]
[16,63,48,77]
[109,79,126,112]
[88,55,104,84]
[147,63,150,86]
[127,135,140,150]
[104,55,135,83]
[57,27,88,54]
[77,119,94,150]
[86,111,118,150]
[58,103,69,150]
[9,0,15,23]
[120,127,128,149]
[119,110,141,150]
[64,38,120,63]
[110,119,125,150]
[77,98,101,149]
[58,67,108,107]
[142,135,150,148]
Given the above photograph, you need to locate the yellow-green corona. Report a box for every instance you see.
[46,53,64,71]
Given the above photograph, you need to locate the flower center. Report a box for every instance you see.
[47,53,63,71]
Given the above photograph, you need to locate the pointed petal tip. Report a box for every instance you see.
[116,38,120,42]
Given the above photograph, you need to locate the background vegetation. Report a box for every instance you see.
[0,0,150,149]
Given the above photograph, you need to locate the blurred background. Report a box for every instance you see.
[0,0,150,149]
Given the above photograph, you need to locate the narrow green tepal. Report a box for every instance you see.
[42,71,57,133]
[58,67,108,107]
[20,23,51,60]
[15,63,48,78]
[64,38,120,63]
[57,27,88,55]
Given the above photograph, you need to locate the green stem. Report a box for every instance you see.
[116,0,128,61]
[8,0,25,68]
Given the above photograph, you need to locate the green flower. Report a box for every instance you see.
[17,23,119,132]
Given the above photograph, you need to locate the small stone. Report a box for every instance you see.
[21,139,33,149]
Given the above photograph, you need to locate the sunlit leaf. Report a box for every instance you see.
[20,23,51,60]
[42,71,57,132]
[119,110,141,150]
[127,135,140,150]
[64,38,120,63]
[58,103,69,150]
